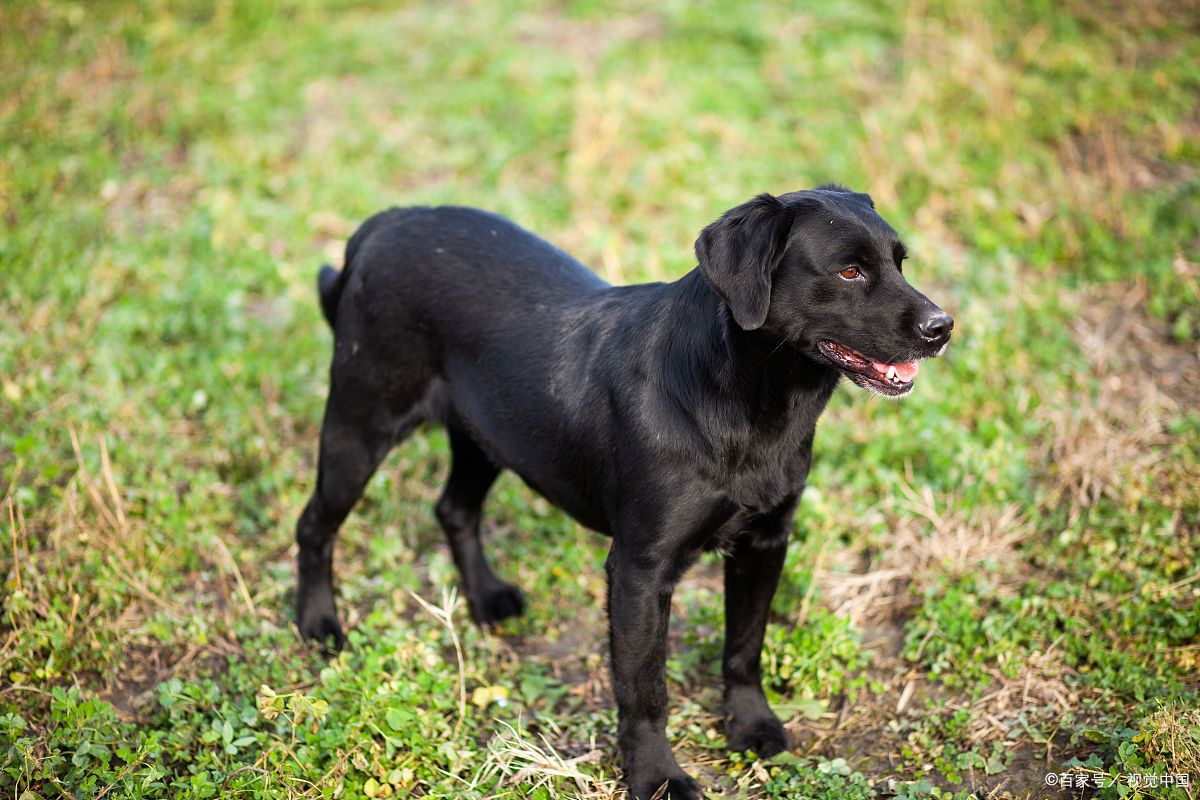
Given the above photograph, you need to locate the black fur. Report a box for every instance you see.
[317,265,342,325]
[294,187,952,799]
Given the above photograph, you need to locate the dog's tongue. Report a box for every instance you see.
[871,358,920,382]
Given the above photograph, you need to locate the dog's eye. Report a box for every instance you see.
[838,266,862,280]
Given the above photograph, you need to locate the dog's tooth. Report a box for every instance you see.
[886,365,896,381]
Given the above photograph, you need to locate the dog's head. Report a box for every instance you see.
[695,185,953,397]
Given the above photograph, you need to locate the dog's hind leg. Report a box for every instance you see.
[435,426,524,625]
[295,391,397,651]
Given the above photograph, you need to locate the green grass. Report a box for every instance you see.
[2,1,1198,798]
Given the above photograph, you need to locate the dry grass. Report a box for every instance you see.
[1045,277,1200,521]
[785,645,1082,797]
[817,493,1031,627]
[1136,702,1200,780]
[472,720,619,800]
[945,650,1078,745]
[516,10,663,67]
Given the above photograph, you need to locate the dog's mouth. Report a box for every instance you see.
[818,341,921,397]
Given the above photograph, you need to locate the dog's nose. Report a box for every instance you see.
[919,310,954,342]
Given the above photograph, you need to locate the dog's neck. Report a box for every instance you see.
[661,269,839,424]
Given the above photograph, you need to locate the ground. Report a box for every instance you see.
[1,1,1199,798]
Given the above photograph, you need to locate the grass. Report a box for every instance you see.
[1,0,1198,797]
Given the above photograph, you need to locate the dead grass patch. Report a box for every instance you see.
[0,427,282,697]
[788,639,1082,797]
[474,720,619,800]
[101,171,203,235]
[945,650,1078,745]
[53,29,135,110]
[1062,0,1200,39]
[1134,701,1200,780]
[515,10,663,67]
[1057,121,1198,238]
[1045,277,1200,520]
[818,493,1031,627]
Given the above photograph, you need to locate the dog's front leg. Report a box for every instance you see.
[606,544,701,800]
[722,521,791,756]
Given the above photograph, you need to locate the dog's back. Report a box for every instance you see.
[316,207,628,527]
[320,206,606,333]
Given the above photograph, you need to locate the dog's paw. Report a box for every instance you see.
[469,582,525,626]
[297,593,346,653]
[725,713,789,757]
[628,771,702,800]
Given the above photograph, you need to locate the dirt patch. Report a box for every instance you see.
[101,645,233,723]
[508,614,611,706]
[785,622,1086,798]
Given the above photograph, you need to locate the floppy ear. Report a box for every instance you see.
[694,193,797,331]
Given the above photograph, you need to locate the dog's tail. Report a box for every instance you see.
[317,264,343,327]
[318,209,394,327]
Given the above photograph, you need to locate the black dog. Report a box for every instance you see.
[295,185,952,799]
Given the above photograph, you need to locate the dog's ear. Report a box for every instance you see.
[695,193,797,330]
